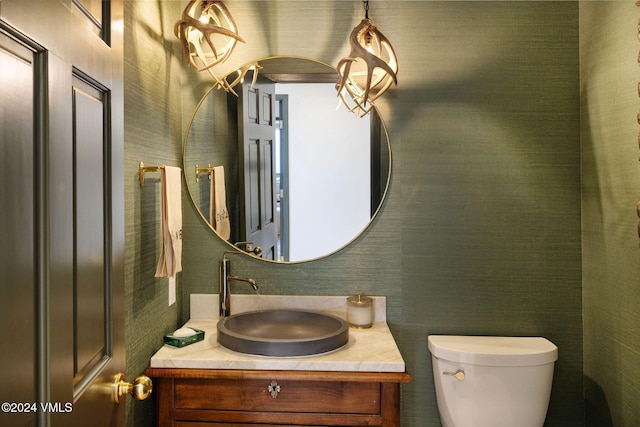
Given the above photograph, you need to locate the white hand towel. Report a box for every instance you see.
[209,166,231,240]
[155,166,182,278]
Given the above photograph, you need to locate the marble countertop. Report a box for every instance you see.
[149,295,406,373]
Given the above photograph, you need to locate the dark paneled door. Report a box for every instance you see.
[238,74,278,260]
[0,1,124,426]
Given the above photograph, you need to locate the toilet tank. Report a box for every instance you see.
[428,335,558,427]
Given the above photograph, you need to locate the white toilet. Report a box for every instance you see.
[427,335,558,427]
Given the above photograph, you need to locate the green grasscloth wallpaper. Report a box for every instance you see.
[123,1,640,426]
[123,1,184,424]
[581,2,640,426]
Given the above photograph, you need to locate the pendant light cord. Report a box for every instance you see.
[363,0,369,19]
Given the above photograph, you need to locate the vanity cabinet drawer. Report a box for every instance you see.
[174,378,380,414]
[146,368,411,427]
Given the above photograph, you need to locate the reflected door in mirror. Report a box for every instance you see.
[238,75,278,260]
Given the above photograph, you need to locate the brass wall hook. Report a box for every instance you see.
[139,161,165,186]
[195,164,214,182]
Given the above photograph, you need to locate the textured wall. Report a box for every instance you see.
[123,1,184,425]
[581,3,640,426]
[179,2,583,426]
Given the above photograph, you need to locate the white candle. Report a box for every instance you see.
[347,295,373,328]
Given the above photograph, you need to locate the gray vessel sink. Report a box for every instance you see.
[217,309,349,357]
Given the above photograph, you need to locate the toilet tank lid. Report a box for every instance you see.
[428,335,558,367]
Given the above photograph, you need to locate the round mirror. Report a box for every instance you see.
[183,56,391,263]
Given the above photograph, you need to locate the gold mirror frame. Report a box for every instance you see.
[182,55,392,264]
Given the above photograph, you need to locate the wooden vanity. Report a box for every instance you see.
[145,367,411,426]
[146,296,410,426]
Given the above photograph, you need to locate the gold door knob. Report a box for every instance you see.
[112,373,153,403]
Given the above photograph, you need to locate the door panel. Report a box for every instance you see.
[71,0,105,39]
[247,138,260,234]
[72,76,107,385]
[261,139,275,227]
